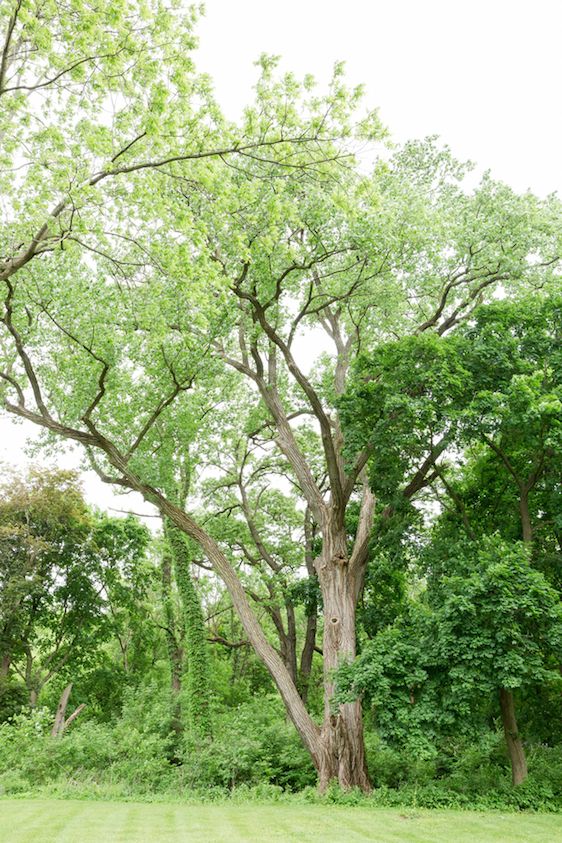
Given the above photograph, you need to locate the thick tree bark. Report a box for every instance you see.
[315,523,371,792]
[299,610,317,706]
[499,687,528,785]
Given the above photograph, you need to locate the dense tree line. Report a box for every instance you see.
[0,0,560,801]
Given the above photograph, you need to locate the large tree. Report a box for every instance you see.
[1,0,561,789]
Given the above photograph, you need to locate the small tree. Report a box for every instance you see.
[431,538,562,785]
[0,468,149,715]
[338,538,562,785]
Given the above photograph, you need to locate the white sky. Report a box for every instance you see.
[1,0,561,515]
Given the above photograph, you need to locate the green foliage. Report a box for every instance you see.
[428,537,562,698]
[358,554,408,639]
[1,0,561,800]
[0,692,316,797]
[180,697,316,792]
[166,523,212,738]
[0,678,176,794]
[340,295,562,537]
[0,468,151,714]
[0,690,560,810]
[338,536,562,759]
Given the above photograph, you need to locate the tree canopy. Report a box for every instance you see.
[0,0,561,794]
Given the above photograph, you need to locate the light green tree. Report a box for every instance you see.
[1,1,561,790]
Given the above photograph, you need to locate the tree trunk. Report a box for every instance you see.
[300,530,319,706]
[0,653,10,678]
[167,523,212,738]
[160,545,183,737]
[51,683,72,737]
[315,529,371,792]
[299,610,317,706]
[499,687,528,785]
[268,602,299,689]
[519,490,533,544]
[285,602,299,689]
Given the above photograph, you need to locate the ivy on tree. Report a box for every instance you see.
[1,0,561,791]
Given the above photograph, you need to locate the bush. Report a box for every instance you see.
[180,696,316,791]
[365,733,437,788]
[0,691,316,797]
[0,702,173,794]
[360,730,562,811]
[0,690,560,810]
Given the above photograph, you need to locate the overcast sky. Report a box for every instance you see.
[1,0,560,514]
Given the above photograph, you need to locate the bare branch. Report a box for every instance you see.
[234,287,344,518]
[0,0,22,93]
[349,478,376,578]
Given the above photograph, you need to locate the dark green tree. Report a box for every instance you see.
[338,296,562,784]
[0,468,150,720]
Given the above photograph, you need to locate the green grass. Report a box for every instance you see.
[0,800,560,843]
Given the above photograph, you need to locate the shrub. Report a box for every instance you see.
[180,696,316,791]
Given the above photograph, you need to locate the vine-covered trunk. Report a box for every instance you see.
[499,688,528,785]
[149,492,369,793]
[315,526,371,792]
[160,545,183,737]
[167,523,212,738]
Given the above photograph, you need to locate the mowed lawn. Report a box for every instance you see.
[0,800,560,843]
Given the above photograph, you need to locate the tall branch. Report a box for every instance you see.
[217,334,326,522]
[0,0,22,93]
[0,135,339,283]
[349,479,376,579]
[234,288,345,519]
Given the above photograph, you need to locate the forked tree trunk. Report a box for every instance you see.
[51,682,85,737]
[499,687,528,785]
[116,480,371,793]
[315,528,370,792]
[51,683,73,737]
